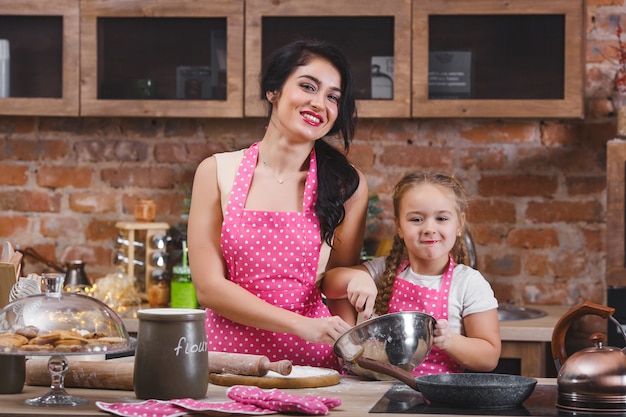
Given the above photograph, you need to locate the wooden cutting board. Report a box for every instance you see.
[209,365,340,389]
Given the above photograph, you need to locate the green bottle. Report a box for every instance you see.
[170,240,198,309]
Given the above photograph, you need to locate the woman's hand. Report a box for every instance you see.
[296,316,353,345]
[346,274,377,320]
[433,319,452,350]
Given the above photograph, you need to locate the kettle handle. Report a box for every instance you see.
[551,301,615,369]
[19,247,66,273]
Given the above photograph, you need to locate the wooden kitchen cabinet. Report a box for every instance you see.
[0,0,79,116]
[412,0,585,118]
[244,0,412,118]
[79,0,244,118]
[0,0,585,119]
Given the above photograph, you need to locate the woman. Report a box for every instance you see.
[187,39,368,370]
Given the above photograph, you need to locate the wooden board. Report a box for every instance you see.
[209,365,340,389]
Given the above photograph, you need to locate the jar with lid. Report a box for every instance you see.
[147,269,170,308]
[134,199,156,222]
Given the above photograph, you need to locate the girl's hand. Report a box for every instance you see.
[433,319,452,350]
[346,275,378,320]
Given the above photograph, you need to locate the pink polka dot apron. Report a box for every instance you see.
[388,256,463,375]
[206,142,339,370]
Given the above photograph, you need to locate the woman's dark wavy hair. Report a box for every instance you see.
[260,39,360,246]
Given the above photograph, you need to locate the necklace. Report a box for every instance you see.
[260,156,297,184]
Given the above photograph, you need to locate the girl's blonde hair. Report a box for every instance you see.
[373,171,472,315]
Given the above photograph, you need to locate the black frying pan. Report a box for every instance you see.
[358,358,537,409]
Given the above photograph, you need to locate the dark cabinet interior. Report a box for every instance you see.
[428,14,565,100]
[261,16,394,100]
[0,16,63,98]
[97,17,227,101]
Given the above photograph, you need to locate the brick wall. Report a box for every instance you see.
[0,1,624,342]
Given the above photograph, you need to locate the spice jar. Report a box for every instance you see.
[134,199,156,222]
[147,271,170,308]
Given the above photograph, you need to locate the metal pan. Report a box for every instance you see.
[415,373,537,409]
[357,359,537,408]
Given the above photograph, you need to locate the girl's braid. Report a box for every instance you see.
[373,234,407,315]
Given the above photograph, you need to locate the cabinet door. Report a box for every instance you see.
[80,0,243,118]
[0,0,79,116]
[412,0,584,118]
[245,0,411,118]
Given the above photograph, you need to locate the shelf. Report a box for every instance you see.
[245,0,412,118]
[412,0,584,118]
[79,0,244,118]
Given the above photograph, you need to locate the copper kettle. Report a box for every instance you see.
[19,247,91,291]
[551,301,626,413]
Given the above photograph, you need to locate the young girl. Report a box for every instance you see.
[323,171,501,374]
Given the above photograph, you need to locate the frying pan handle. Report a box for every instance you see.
[357,357,419,391]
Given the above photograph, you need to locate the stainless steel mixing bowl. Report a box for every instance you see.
[333,311,435,381]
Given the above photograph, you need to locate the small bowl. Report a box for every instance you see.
[333,311,435,380]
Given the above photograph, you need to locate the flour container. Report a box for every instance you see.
[0,355,25,394]
[134,308,208,400]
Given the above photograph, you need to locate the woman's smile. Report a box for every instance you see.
[301,110,323,126]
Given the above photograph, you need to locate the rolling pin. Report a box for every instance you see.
[209,351,292,376]
[26,353,292,391]
[26,359,134,391]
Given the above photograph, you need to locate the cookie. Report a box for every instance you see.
[54,338,87,347]
[15,325,39,339]
[19,344,54,352]
[94,337,127,344]
[28,332,61,346]
[0,333,28,348]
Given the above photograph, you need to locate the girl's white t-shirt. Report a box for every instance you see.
[362,256,498,335]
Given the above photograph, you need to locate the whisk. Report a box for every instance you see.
[9,274,42,302]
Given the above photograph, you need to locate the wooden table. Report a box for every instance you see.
[0,376,558,417]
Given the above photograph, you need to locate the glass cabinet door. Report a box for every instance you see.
[412,0,584,118]
[80,0,244,118]
[245,0,411,118]
[0,0,79,116]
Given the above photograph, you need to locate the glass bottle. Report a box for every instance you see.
[170,241,197,309]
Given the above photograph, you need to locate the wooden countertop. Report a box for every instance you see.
[0,376,558,417]
[499,305,570,342]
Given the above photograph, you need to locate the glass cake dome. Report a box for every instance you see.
[0,273,133,406]
[0,273,132,356]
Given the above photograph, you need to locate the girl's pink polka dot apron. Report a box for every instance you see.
[206,142,339,370]
[388,256,463,375]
